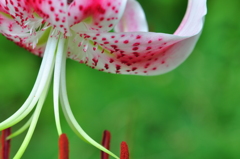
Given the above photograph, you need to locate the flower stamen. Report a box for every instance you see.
[120,142,129,159]
[6,117,32,140]
[0,128,11,159]
[59,55,119,159]
[0,31,58,131]
[54,33,67,136]
[101,130,111,159]
[14,70,52,159]
[59,134,69,159]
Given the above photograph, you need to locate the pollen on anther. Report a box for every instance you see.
[59,134,69,159]
[1,128,11,159]
[101,130,111,159]
[120,142,129,159]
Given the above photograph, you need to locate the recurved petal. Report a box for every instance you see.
[68,0,206,75]
[174,0,207,36]
[69,32,185,75]
[114,0,148,32]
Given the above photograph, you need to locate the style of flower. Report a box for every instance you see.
[0,0,207,158]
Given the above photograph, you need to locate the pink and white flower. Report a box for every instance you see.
[0,0,207,158]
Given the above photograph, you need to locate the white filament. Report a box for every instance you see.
[0,31,57,130]
[59,41,119,159]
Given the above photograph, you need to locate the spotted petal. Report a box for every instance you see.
[68,0,206,75]
[85,0,127,32]
[70,0,127,33]
[4,0,33,27]
[69,32,185,75]
[0,13,47,56]
[29,0,70,35]
[0,0,10,14]
[67,0,93,27]
[114,0,148,32]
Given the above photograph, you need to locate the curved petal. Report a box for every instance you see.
[114,0,148,32]
[90,0,127,32]
[0,13,47,56]
[0,13,29,39]
[68,0,207,75]
[69,32,185,75]
[174,0,206,36]
[0,0,34,28]
[67,0,93,27]
[29,0,70,35]
[28,0,127,34]
[0,0,10,14]
[82,0,127,32]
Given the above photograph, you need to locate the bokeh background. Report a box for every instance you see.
[1,0,240,159]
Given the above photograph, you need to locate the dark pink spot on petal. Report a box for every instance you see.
[133,43,140,46]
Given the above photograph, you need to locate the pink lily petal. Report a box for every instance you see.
[71,0,127,32]
[0,1,9,14]
[68,0,207,75]
[0,14,46,56]
[67,0,93,27]
[4,0,33,27]
[87,0,127,32]
[28,0,127,35]
[69,32,184,75]
[114,0,148,32]
[29,0,70,35]
[174,0,206,36]
[1,0,46,46]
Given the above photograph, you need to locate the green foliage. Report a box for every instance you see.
[1,0,240,158]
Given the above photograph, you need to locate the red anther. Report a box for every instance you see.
[67,0,74,4]
[101,130,111,159]
[0,128,11,159]
[120,142,129,159]
[59,134,69,159]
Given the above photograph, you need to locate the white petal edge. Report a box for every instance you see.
[114,0,148,32]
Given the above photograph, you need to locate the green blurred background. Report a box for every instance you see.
[1,0,240,159]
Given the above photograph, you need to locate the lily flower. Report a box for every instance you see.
[0,0,207,158]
